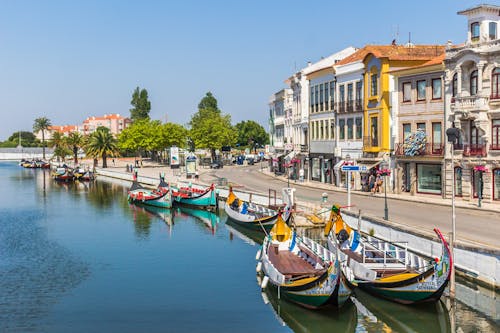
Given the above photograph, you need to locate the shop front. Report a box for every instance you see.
[309,154,335,184]
[416,163,442,195]
[494,168,500,201]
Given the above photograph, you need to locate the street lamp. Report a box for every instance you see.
[345,154,351,210]
[380,160,389,220]
[446,125,460,300]
[477,155,482,208]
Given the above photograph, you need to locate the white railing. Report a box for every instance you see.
[451,96,489,110]
[299,236,336,263]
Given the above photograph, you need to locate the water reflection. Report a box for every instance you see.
[176,206,219,235]
[225,218,265,245]
[129,203,174,237]
[354,289,451,332]
[260,281,357,333]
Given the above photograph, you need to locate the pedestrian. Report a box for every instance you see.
[112,158,115,166]
[369,173,375,193]
[374,174,382,193]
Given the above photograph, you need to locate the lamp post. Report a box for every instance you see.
[446,125,460,300]
[345,154,351,210]
[477,155,482,208]
[380,160,389,220]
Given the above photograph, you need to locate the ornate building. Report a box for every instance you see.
[444,4,500,202]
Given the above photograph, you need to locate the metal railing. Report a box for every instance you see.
[395,142,444,156]
[463,143,487,157]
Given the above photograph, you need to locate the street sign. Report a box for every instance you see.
[341,165,367,172]
[259,152,264,157]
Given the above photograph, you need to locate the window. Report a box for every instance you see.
[370,116,378,146]
[347,83,353,102]
[417,164,442,194]
[347,118,353,139]
[432,78,442,100]
[452,73,458,97]
[402,82,412,102]
[355,81,362,107]
[494,169,500,201]
[417,80,426,101]
[403,123,411,139]
[339,85,345,112]
[471,22,480,42]
[324,83,329,109]
[492,119,500,150]
[455,167,463,197]
[417,122,426,134]
[432,122,442,154]
[330,121,335,139]
[319,84,324,111]
[489,22,497,40]
[492,68,500,99]
[310,87,314,108]
[371,73,378,96]
[314,86,319,109]
[470,70,478,95]
[320,120,324,139]
[355,117,362,139]
[329,81,335,106]
[339,119,345,140]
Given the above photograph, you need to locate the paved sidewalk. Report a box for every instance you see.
[259,169,500,214]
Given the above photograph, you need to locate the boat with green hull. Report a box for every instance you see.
[171,183,218,210]
[257,214,352,309]
[325,204,452,305]
[127,174,172,209]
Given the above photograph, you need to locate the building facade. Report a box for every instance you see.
[304,47,356,183]
[444,4,500,203]
[392,55,446,196]
[82,114,132,136]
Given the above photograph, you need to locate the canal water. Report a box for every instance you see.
[0,161,498,333]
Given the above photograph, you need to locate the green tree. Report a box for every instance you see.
[7,131,39,147]
[189,93,236,159]
[235,120,269,152]
[66,132,84,164]
[118,119,162,160]
[33,117,52,159]
[130,86,151,121]
[86,127,119,168]
[50,132,67,162]
[160,123,188,149]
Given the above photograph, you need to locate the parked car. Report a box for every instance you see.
[210,160,224,169]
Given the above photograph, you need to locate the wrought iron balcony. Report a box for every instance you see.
[462,143,486,157]
[491,143,500,150]
[395,142,444,157]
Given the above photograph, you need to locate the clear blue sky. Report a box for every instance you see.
[0,0,476,140]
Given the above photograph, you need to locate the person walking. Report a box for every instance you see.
[374,174,382,194]
[369,173,375,194]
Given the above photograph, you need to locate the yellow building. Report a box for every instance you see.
[361,45,445,159]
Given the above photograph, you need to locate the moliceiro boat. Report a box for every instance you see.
[171,183,218,210]
[256,214,351,309]
[324,205,452,305]
[224,187,293,232]
[52,167,75,182]
[128,174,172,209]
[74,167,96,181]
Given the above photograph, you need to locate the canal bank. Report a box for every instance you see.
[95,162,499,290]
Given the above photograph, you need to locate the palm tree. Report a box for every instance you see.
[50,131,66,162]
[66,132,83,164]
[33,117,52,159]
[85,127,119,168]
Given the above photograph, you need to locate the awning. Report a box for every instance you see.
[357,160,382,173]
[333,160,345,170]
[284,150,296,162]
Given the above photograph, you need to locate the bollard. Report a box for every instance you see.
[322,192,328,203]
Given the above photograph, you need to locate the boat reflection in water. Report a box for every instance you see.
[259,275,357,333]
[225,218,265,245]
[175,206,219,235]
[353,288,451,332]
[129,202,174,237]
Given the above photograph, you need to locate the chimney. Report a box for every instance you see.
[307,61,312,66]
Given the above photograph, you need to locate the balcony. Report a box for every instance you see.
[395,142,444,157]
[363,136,378,148]
[463,143,487,157]
[491,143,500,150]
[450,95,489,112]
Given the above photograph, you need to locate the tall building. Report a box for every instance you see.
[82,114,132,136]
[444,4,500,202]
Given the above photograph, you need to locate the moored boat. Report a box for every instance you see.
[171,183,218,210]
[52,167,75,182]
[257,213,352,309]
[127,174,172,208]
[224,187,293,232]
[74,167,96,181]
[324,204,452,305]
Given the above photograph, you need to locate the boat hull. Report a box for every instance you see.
[172,186,217,209]
[128,190,172,209]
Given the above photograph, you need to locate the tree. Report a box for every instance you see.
[130,86,151,121]
[160,123,188,149]
[33,117,52,159]
[66,132,83,164]
[50,132,66,162]
[118,119,162,159]
[197,92,219,111]
[235,120,269,152]
[7,131,38,147]
[189,93,236,159]
[86,127,119,168]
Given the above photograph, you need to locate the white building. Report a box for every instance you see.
[304,47,357,183]
[444,4,500,203]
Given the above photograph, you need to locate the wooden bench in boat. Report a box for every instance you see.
[268,245,325,278]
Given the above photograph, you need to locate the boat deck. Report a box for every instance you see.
[268,245,325,277]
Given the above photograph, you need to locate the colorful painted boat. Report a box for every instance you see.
[324,204,452,305]
[127,176,172,208]
[52,167,75,182]
[74,168,96,181]
[171,183,218,210]
[224,187,293,232]
[257,214,352,309]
